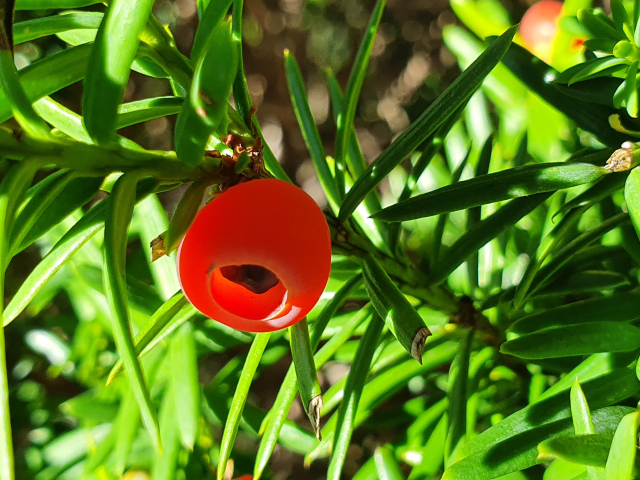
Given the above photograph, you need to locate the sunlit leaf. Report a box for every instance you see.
[339,26,518,221]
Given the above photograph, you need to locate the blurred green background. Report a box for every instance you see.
[6,1,554,479]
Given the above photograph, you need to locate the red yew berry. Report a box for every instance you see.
[177,178,332,333]
[520,0,563,60]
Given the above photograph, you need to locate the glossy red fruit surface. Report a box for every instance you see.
[520,0,563,58]
[177,178,332,333]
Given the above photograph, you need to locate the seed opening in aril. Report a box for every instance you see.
[210,265,288,320]
[219,264,280,294]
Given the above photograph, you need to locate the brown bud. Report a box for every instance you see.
[605,143,634,172]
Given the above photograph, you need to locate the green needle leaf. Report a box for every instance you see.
[231,0,253,129]
[334,0,385,198]
[624,167,640,240]
[107,292,189,385]
[290,319,323,439]
[285,50,340,212]
[582,38,618,54]
[555,77,622,106]
[0,160,39,480]
[604,410,640,480]
[116,96,183,129]
[537,434,612,468]
[459,368,639,459]
[540,353,639,402]
[190,0,234,63]
[570,379,606,479]
[557,57,627,85]
[113,389,139,476]
[571,378,596,436]
[611,0,631,35]
[445,406,633,480]
[134,194,181,301]
[539,270,630,296]
[374,444,406,480]
[327,69,388,249]
[501,42,628,148]
[445,328,474,466]
[623,61,638,118]
[430,193,549,285]
[578,8,624,41]
[0,5,50,138]
[218,332,271,480]
[362,254,431,363]
[353,456,377,480]
[3,178,157,326]
[0,43,91,127]
[253,275,364,480]
[501,322,640,359]
[9,169,75,253]
[83,0,155,144]
[164,179,211,256]
[307,341,459,465]
[175,18,238,165]
[170,322,199,450]
[15,0,101,8]
[12,174,104,255]
[510,292,640,335]
[103,172,161,451]
[328,314,384,480]
[13,11,102,44]
[374,163,605,222]
[153,384,181,480]
[338,25,517,221]
[33,96,143,150]
[557,171,628,217]
[526,213,630,298]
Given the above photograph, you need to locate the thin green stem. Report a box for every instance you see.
[327,215,459,313]
[0,247,11,479]
[0,128,206,180]
[0,326,10,480]
[0,162,37,480]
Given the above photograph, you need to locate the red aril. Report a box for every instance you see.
[177,179,332,333]
[520,0,563,59]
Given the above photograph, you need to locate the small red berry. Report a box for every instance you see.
[520,0,563,60]
[177,179,332,333]
[233,476,253,480]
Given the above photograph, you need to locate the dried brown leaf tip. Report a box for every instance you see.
[150,234,166,262]
[308,395,323,441]
[410,327,432,365]
[605,141,635,172]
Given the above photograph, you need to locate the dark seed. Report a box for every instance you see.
[219,264,280,294]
